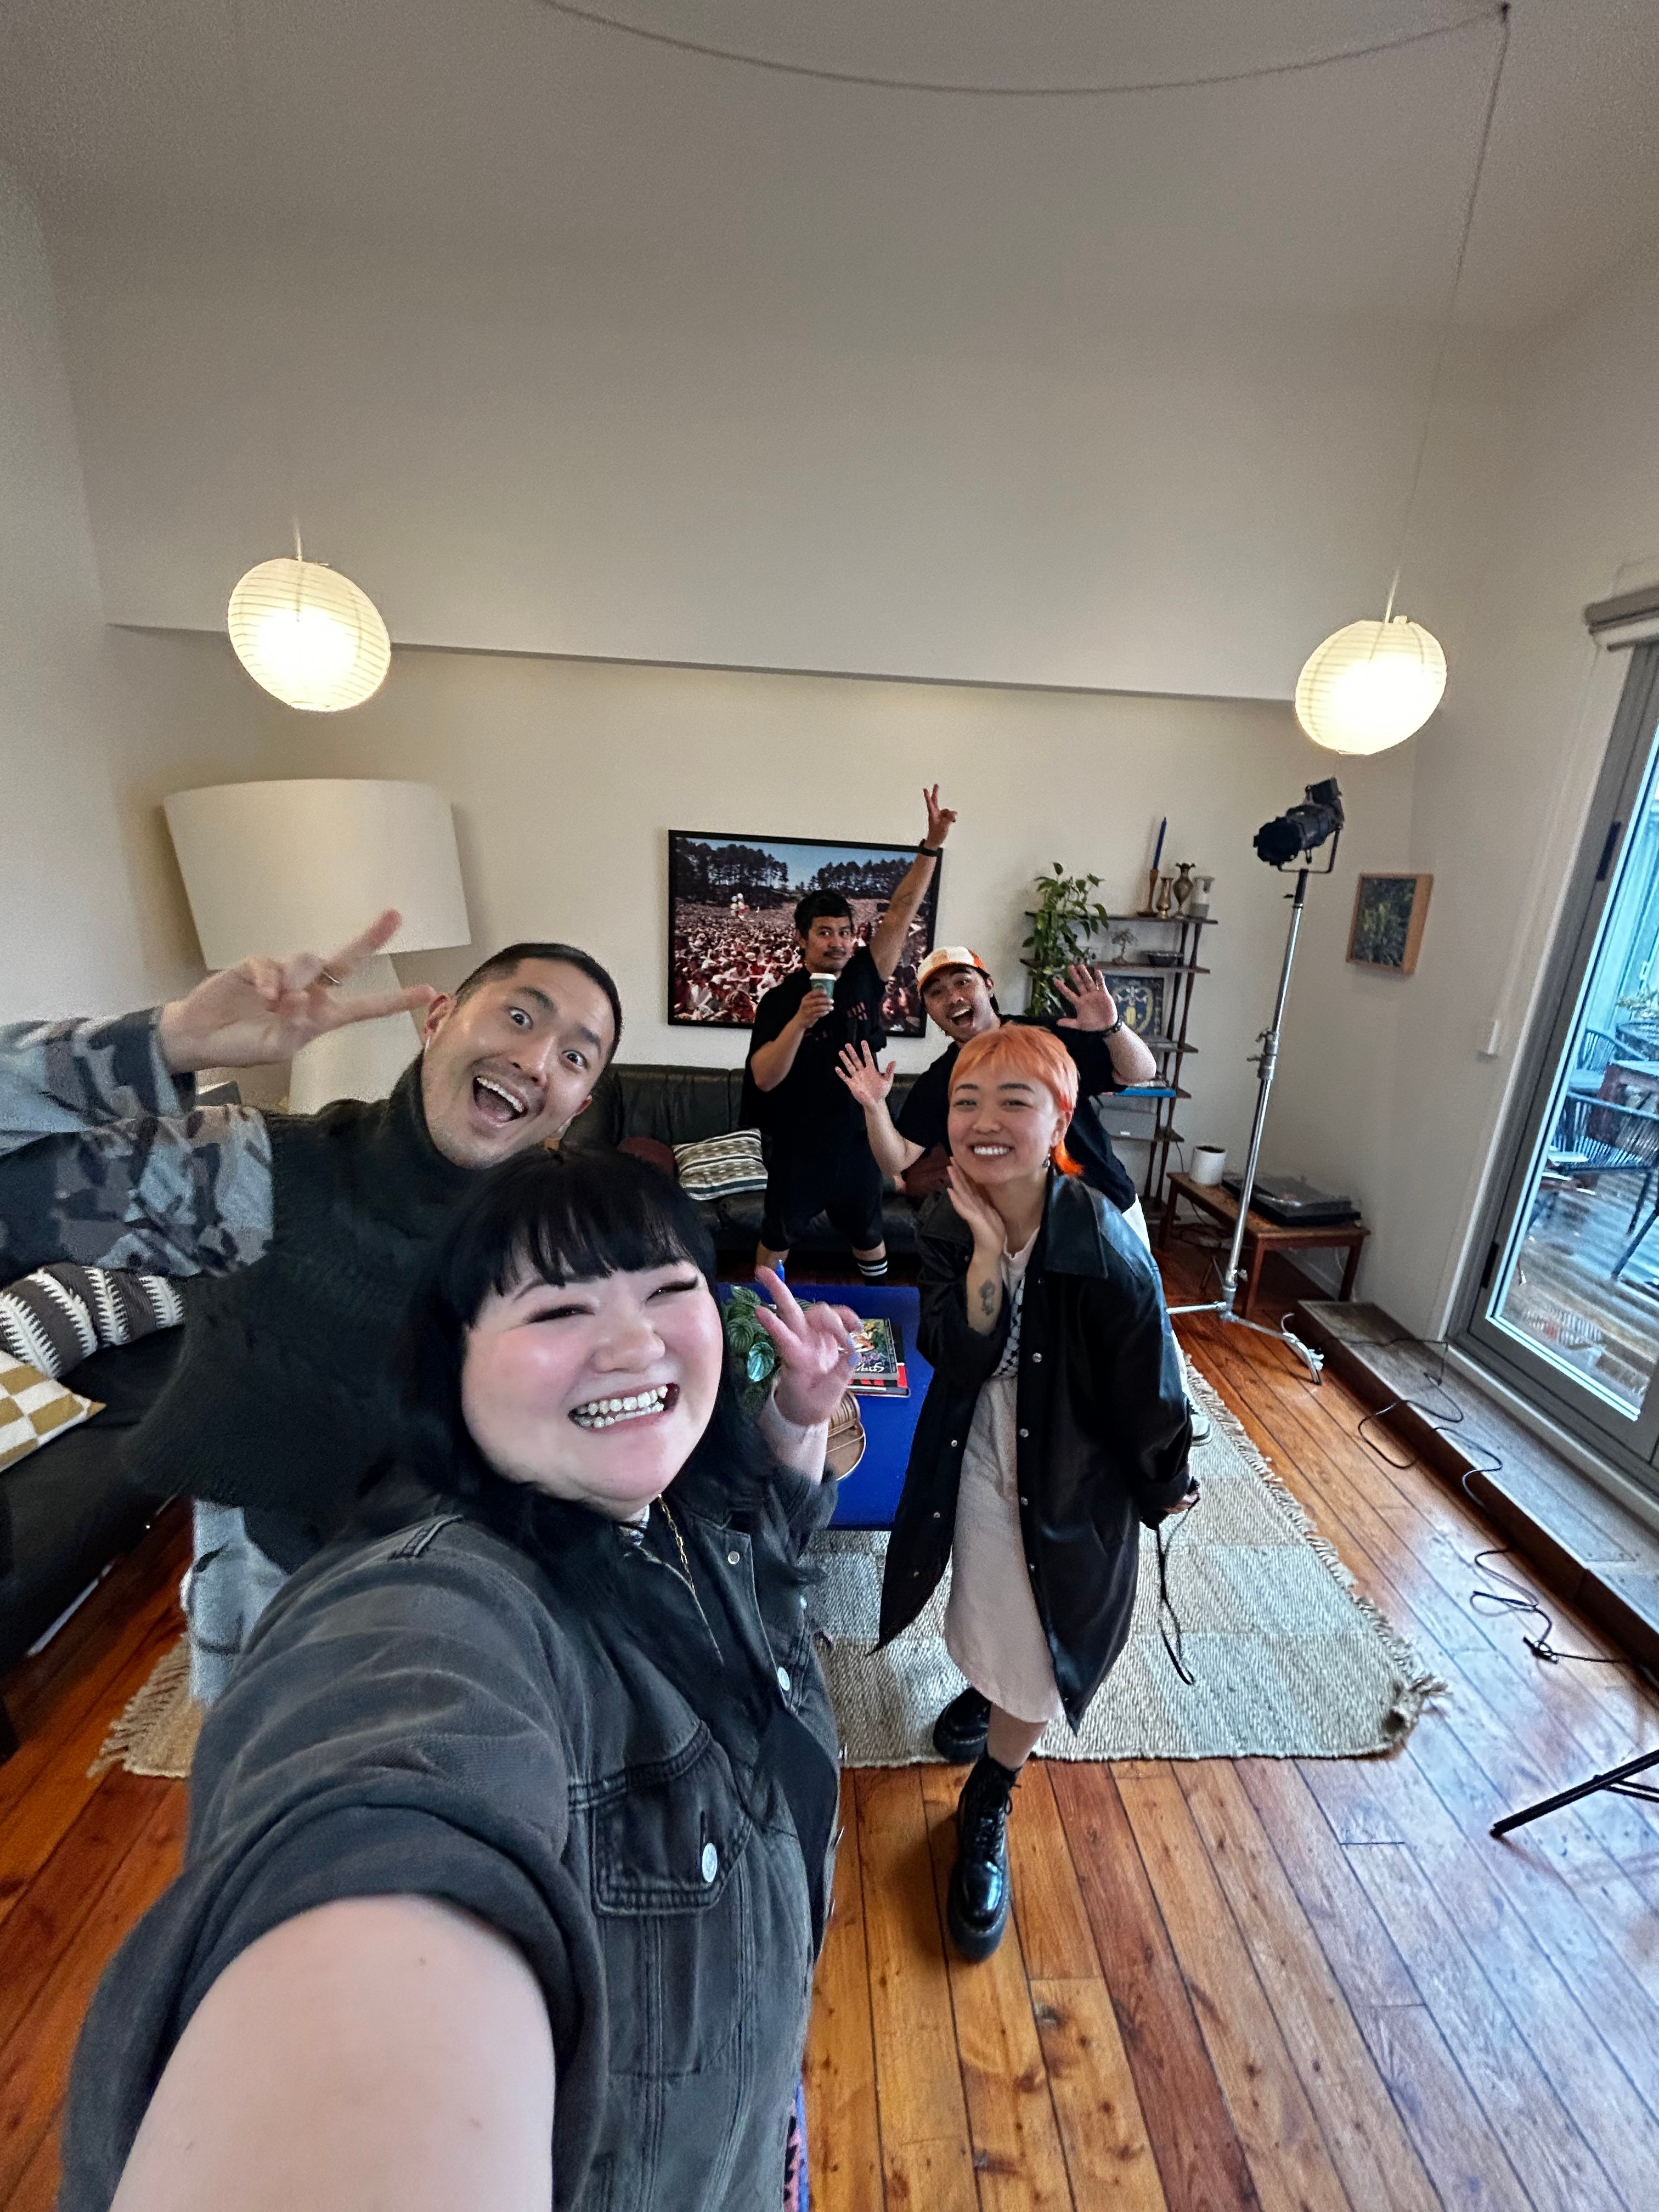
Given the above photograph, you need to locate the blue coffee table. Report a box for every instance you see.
[727,1282,930,1528]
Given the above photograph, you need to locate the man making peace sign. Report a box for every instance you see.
[1,912,623,1693]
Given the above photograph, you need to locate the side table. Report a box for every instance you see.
[1157,1172,1368,1321]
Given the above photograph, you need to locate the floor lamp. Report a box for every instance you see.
[164,778,471,1111]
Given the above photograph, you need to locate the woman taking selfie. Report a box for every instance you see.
[60,1150,857,2212]
[878,1024,1196,1961]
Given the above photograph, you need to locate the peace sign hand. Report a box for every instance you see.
[752,1268,861,1430]
[922,784,958,849]
[156,909,438,1074]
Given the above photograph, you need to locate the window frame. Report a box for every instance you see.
[1455,641,1659,1486]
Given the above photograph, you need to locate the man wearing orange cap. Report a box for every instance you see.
[838,945,1211,1437]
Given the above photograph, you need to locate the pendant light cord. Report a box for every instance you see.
[1382,3,1511,625]
[540,2,1506,101]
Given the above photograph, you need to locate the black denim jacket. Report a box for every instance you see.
[60,1460,841,2212]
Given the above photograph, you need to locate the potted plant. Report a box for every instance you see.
[1022,863,1110,1016]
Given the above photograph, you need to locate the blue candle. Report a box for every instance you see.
[1152,816,1166,872]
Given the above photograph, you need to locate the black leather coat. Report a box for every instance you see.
[878,1172,1192,1728]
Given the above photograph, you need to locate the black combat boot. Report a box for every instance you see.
[946,1752,1019,1961]
[932,1686,991,1763]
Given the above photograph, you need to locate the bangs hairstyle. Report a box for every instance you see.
[391,1148,775,1519]
[950,1024,1085,1176]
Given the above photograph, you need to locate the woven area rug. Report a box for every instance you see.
[93,1375,1436,1782]
[814,1374,1439,1766]
[92,1637,201,1780]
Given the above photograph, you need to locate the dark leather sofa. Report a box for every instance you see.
[0,1328,180,1754]
[563,1061,928,1258]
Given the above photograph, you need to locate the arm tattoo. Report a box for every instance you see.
[979,1279,996,1317]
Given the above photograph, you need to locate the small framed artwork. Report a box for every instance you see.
[1347,873,1432,974]
[668,831,940,1034]
[1101,974,1165,1039]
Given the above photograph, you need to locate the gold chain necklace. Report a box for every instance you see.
[655,1497,716,1645]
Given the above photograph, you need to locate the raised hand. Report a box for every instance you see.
[945,1157,1006,1255]
[752,1268,860,1429]
[156,910,438,1074]
[922,783,958,849]
[836,1041,897,1108]
[1054,963,1120,1032]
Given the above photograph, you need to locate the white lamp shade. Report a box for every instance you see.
[228,557,391,712]
[1294,615,1447,755]
[164,779,470,968]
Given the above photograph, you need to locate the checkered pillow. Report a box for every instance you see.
[0,1265,183,1381]
[0,1355,103,1473]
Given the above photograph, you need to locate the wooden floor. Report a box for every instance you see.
[3,1242,1658,2209]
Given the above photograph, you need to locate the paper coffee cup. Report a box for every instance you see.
[809,973,836,998]
[1190,1146,1226,1187]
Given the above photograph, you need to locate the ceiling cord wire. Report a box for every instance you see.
[1382,3,1511,624]
[539,2,1506,101]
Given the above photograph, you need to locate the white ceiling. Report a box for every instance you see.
[0,0,1654,335]
[2,1,1655,696]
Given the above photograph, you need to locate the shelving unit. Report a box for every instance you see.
[1088,911,1216,1209]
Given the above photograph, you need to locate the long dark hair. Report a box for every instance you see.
[390,1147,778,1564]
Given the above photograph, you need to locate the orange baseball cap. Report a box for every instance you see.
[917,945,991,991]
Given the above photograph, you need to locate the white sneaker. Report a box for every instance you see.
[1187,1395,1213,1443]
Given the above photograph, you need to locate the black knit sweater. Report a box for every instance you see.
[123,1062,472,1565]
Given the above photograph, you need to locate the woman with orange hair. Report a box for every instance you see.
[877,1024,1196,1960]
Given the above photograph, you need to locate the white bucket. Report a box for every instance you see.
[1190,1145,1227,1187]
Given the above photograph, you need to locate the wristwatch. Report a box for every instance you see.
[917,840,942,857]
[1102,1015,1125,1036]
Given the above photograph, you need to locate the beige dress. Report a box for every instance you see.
[941,1231,1064,1724]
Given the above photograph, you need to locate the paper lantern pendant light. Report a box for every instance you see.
[227,556,391,712]
[1294,614,1447,755]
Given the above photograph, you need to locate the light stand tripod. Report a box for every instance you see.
[1490,1747,1659,1838]
[1167,785,1346,1385]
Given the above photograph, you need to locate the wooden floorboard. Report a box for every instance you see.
[5,1255,1659,2209]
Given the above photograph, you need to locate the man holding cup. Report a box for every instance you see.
[743,787,956,1280]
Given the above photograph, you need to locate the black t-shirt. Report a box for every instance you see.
[895,1014,1138,1212]
[741,943,888,1159]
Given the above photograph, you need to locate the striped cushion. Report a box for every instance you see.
[0,1355,103,1473]
[0,1266,184,1381]
[671,1130,769,1201]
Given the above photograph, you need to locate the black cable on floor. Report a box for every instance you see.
[1306,1325,1657,1688]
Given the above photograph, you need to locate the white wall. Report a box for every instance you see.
[13,155,1659,1347]
[0,168,166,1019]
[113,625,1412,1182]
[47,222,1507,704]
[0,166,293,1020]
[1288,236,1659,1338]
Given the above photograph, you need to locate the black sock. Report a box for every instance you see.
[972,1750,1023,1793]
[857,1256,888,1280]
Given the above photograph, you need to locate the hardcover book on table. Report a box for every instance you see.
[847,1314,909,1397]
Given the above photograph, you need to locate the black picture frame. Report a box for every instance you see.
[668,830,941,1035]
[1099,973,1165,1040]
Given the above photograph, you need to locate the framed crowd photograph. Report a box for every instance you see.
[1347,872,1433,974]
[668,831,940,1034]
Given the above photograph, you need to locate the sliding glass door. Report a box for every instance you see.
[1464,645,1659,1483]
